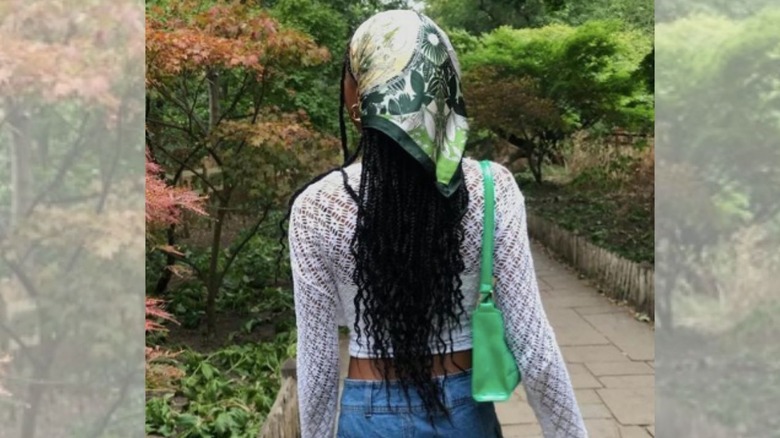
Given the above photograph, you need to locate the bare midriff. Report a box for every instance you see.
[347,349,473,380]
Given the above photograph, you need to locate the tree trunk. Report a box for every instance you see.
[204,68,223,336]
[20,337,56,438]
[153,225,177,296]
[207,69,221,133]
[8,104,34,228]
[528,152,544,183]
[205,207,226,336]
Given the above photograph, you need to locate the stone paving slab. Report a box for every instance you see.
[619,425,653,438]
[585,361,654,377]
[599,375,654,389]
[597,388,655,425]
[574,304,630,316]
[583,313,655,362]
[502,423,543,438]
[561,345,632,363]
[584,419,622,438]
[566,363,603,389]
[545,308,611,346]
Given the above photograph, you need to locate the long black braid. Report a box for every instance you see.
[280,51,470,421]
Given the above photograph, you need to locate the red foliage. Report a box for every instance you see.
[145,0,329,86]
[145,148,205,335]
[145,298,178,333]
[145,149,206,228]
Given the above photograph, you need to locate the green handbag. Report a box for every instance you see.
[471,160,521,402]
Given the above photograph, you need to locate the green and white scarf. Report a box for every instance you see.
[349,10,468,197]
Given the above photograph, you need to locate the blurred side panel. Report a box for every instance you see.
[0,0,145,436]
[656,0,780,436]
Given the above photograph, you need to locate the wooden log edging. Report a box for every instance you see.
[526,213,654,320]
[259,358,300,438]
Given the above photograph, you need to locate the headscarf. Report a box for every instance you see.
[349,10,468,197]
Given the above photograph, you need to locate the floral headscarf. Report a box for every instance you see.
[349,10,468,197]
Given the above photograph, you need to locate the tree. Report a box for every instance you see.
[548,0,654,33]
[463,21,653,182]
[268,0,411,133]
[425,0,564,34]
[146,0,339,335]
[467,68,562,182]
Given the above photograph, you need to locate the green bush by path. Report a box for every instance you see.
[521,176,654,264]
[516,138,654,264]
[462,21,653,183]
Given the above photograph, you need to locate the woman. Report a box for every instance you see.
[285,10,586,438]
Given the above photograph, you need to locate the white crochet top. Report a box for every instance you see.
[289,158,587,437]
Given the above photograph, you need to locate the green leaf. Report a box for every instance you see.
[176,413,201,428]
[200,363,216,380]
[214,412,237,434]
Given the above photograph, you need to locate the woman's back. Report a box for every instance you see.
[290,157,587,436]
[293,158,512,355]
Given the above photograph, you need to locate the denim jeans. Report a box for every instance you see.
[337,369,503,438]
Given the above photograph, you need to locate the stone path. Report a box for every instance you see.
[338,242,655,438]
[497,243,654,438]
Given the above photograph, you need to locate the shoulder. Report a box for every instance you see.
[290,165,359,225]
[462,158,525,202]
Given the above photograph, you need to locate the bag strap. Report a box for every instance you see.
[479,160,496,297]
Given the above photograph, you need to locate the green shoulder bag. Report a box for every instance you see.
[471,160,521,402]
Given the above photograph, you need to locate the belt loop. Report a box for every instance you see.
[364,383,373,418]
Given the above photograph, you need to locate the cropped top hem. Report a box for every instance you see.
[347,331,474,358]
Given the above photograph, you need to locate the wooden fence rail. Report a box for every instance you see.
[259,359,300,438]
[526,213,655,319]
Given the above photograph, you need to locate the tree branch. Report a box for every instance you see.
[216,72,251,126]
[23,114,90,218]
[150,141,225,202]
[146,118,197,139]
[0,322,38,367]
[218,204,271,285]
[156,85,208,135]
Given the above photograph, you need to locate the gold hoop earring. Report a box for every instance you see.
[350,103,361,122]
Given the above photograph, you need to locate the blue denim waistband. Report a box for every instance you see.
[340,369,474,414]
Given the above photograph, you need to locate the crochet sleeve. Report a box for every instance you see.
[491,163,588,437]
[289,191,340,438]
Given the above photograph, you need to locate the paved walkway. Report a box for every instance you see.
[497,243,654,438]
[338,242,655,438]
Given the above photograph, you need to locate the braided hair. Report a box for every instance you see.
[280,51,470,420]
